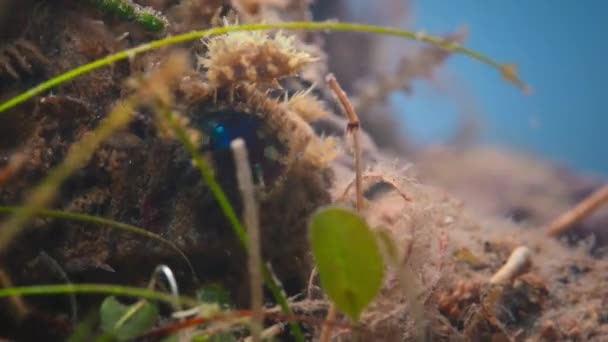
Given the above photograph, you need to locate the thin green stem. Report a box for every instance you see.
[163,110,304,342]
[0,206,197,280]
[0,21,514,114]
[0,284,199,307]
[165,113,248,246]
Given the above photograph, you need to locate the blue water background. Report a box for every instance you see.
[353,1,608,176]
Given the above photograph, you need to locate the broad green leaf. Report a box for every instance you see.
[100,296,159,341]
[309,207,384,321]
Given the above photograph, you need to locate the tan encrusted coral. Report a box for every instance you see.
[228,84,313,164]
[235,85,335,170]
[303,136,337,168]
[184,83,333,190]
[199,28,318,88]
[285,87,331,122]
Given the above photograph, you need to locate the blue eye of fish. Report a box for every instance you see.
[196,110,287,187]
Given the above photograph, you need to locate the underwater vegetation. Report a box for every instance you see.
[0,0,606,341]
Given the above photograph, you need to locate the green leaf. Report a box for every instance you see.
[309,207,384,321]
[197,283,232,308]
[100,296,159,341]
[169,333,237,342]
[193,332,238,342]
[160,336,179,342]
